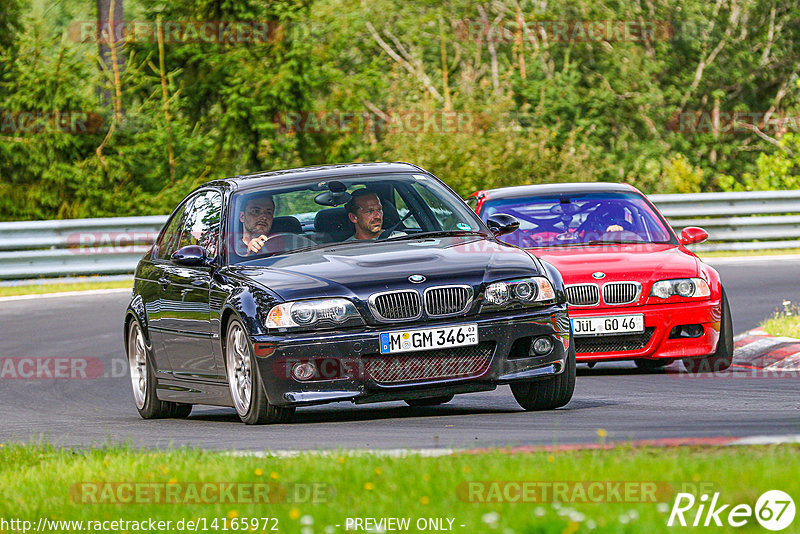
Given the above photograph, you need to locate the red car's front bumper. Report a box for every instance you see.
[570,298,722,362]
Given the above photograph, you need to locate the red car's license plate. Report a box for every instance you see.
[571,315,644,337]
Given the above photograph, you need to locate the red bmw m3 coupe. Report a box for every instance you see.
[468,183,733,372]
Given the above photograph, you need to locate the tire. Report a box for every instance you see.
[405,395,454,407]
[127,318,192,419]
[683,287,734,373]
[225,318,295,425]
[634,358,673,370]
[511,344,576,411]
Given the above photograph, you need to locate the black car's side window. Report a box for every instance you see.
[155,201,192,261]
[176,190,223,259]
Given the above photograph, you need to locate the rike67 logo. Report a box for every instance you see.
[668,490,795,530]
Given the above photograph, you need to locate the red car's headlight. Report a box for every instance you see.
[650,278,710,299]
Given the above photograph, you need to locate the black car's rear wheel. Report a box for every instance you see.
[405,395,454,407]
[511,345,576,411]
[225,319,294,424]
[127,318,192,419]
[683,287,734,373]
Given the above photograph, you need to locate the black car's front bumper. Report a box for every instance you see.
[251,306,571,407]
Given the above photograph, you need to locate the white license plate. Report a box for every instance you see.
[379,324,478,354]
[571,315,644,337]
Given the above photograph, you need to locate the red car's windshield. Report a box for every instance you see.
[480,192,674,247]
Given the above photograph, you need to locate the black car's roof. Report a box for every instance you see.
[205,162,426,191]
[479,182,638,200]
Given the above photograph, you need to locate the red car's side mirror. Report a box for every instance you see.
[680,226,708,246]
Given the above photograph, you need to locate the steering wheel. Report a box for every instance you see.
[378,210,415,239]
[252,233,317,254]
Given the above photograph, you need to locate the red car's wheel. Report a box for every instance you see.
[683,287,734,373]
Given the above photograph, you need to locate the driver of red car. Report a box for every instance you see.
[597,204,634,233]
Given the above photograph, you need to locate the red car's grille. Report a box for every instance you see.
[602,282,641,305]
[575,327,655,354]
[566,284,600,306]
[365,342,494,384]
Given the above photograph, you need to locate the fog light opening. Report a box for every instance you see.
[553,359,564,373]
[670,324,704,339]
[532,336,554,355]
[292,362,317,381]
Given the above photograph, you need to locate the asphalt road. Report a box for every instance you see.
[1,256,799,451]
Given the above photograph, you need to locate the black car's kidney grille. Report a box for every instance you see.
[602,282,640,305]
[365,342,494,384]
[424,286,472,317]
[371,290,422,321]
[566,284,600,306]
[575,327,655,354]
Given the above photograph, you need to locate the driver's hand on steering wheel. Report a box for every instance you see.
[246,234,270,254]
[605,224,624,232]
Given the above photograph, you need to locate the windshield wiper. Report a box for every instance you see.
[583,240,647,245]
[236,239,369,262]
[386,230,488,241]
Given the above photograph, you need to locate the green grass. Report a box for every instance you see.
[761,304,800,338]
[0,280,132,297]
[0,443,798,533]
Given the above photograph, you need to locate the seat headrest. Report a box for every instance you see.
[271,216,302,234]
[314,207,354,241]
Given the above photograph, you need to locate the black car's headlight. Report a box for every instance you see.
[650,278,710,299]
[265,298,364,331]
[481,277,555,311]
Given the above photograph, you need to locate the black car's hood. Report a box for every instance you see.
[227,235,541,302]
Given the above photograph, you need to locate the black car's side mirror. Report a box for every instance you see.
[171,245,209,266]
[486,214,520,237]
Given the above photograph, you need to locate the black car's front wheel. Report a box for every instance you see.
[127,318,192,419]
[511,345,576,411]
[225,319,294,425]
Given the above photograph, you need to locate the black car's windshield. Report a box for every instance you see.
[480,191,674,248]
[227,173,487,264]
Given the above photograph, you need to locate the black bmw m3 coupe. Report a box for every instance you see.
[125,162,575,424]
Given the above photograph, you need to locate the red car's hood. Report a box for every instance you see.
[530,243,700,285]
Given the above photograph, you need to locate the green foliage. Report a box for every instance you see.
[718,134,800,191]
[660,154,704,194]
[1,0,800,220]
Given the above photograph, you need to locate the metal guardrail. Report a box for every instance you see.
[649,190,800,251]
[0,191,798,279]
[0,216,166,280]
